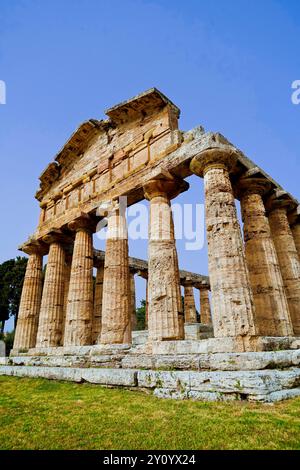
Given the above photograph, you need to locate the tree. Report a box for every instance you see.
[136,299,146,330]
[0,257,28,332]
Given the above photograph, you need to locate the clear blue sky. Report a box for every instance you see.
[1,0,299,329]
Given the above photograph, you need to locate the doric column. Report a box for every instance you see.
[183,279,197,323]
[288,208,300,260]
[237,177,293,336]
[100,203,131,344]
[92,261,104,344]
[267,195,300,335]
[130,270,137,331]
[190,149,256,340]
[63,214,94,346]
[36,233,66,348]
[199,286,212,325]
[61,254,72,345]
[144,175,188,341]
[13,241,45,350]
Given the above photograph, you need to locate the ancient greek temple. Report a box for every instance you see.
[1,88,300,402]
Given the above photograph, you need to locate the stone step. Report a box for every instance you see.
[122,350,300,371]
[1,364,300,403]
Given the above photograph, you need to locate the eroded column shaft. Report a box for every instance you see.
[199,288,212,325]
[13,251,43,350]
[291,223,300,260]
[146,188,183,341]
[36,242,66,347]
[241,191,293,336]
[184,284,197,323]
[269,207,300,334]
[100,209,131,344]
[201,162,256,338]
[61,258,71,345]
[92,264,104,344]
[63,228,94,346]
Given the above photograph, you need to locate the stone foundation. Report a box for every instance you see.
[3,338,300,403]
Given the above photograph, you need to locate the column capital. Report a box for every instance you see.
[190,148,239,177]
[235,176,271,199]
[19,238,47,256]
[288,206,300,226]
[41,229,72,246]
[265,191,297,214]
[68,213,96,233]
[137,269,148,280]
[143,172,189,201]
[181,277,195,287]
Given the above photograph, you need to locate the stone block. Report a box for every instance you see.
[0,341,5,357]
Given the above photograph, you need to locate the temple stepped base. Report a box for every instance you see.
[1,337,300,403]
[1,364,300,403]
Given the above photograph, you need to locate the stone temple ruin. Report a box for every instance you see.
[1,88,300,402]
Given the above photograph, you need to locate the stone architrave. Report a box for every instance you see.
[267,196,300,335]
[144,175,188,341]
[63,214,94,346]
[13,242,45,350]
[238,177,293,337]
[190,149,256,344]
[100,203,131,344]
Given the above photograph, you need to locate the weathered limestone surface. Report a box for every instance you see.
[268,205,300,334]
[239,179,293,336]
[13,247,44,350]
[1,363,300,403]
[36,238,66,348]
[122,349,300,371]
[100,207,131,344]
[190,149,256,343]
[92,263,104,344]
[61,257,72,345]
[183,281,197,323]
[184,323,213,340]
[137,368,300,394]
[291,223,300,260]
[199,287,212,325]
[63,216,94,346]
[144,177,187,341]
[0,365,137,386]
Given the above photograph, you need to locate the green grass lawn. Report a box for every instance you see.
[0,376,300,450]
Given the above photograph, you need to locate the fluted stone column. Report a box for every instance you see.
[130,270,137,331]
[144,177,188,341]
[63,215,94,346]
[13,243,44,350]
[190,149,256,343]
[199,287,212,325]
[289,210,300,261]
[92,262,104,344]
[291,223,300,260]
[238,178,293,336]
[183,280,197,323]
[268,197,300,335]
[100,204,131,344]
[61,255,72,345]
[36,234,66,348]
